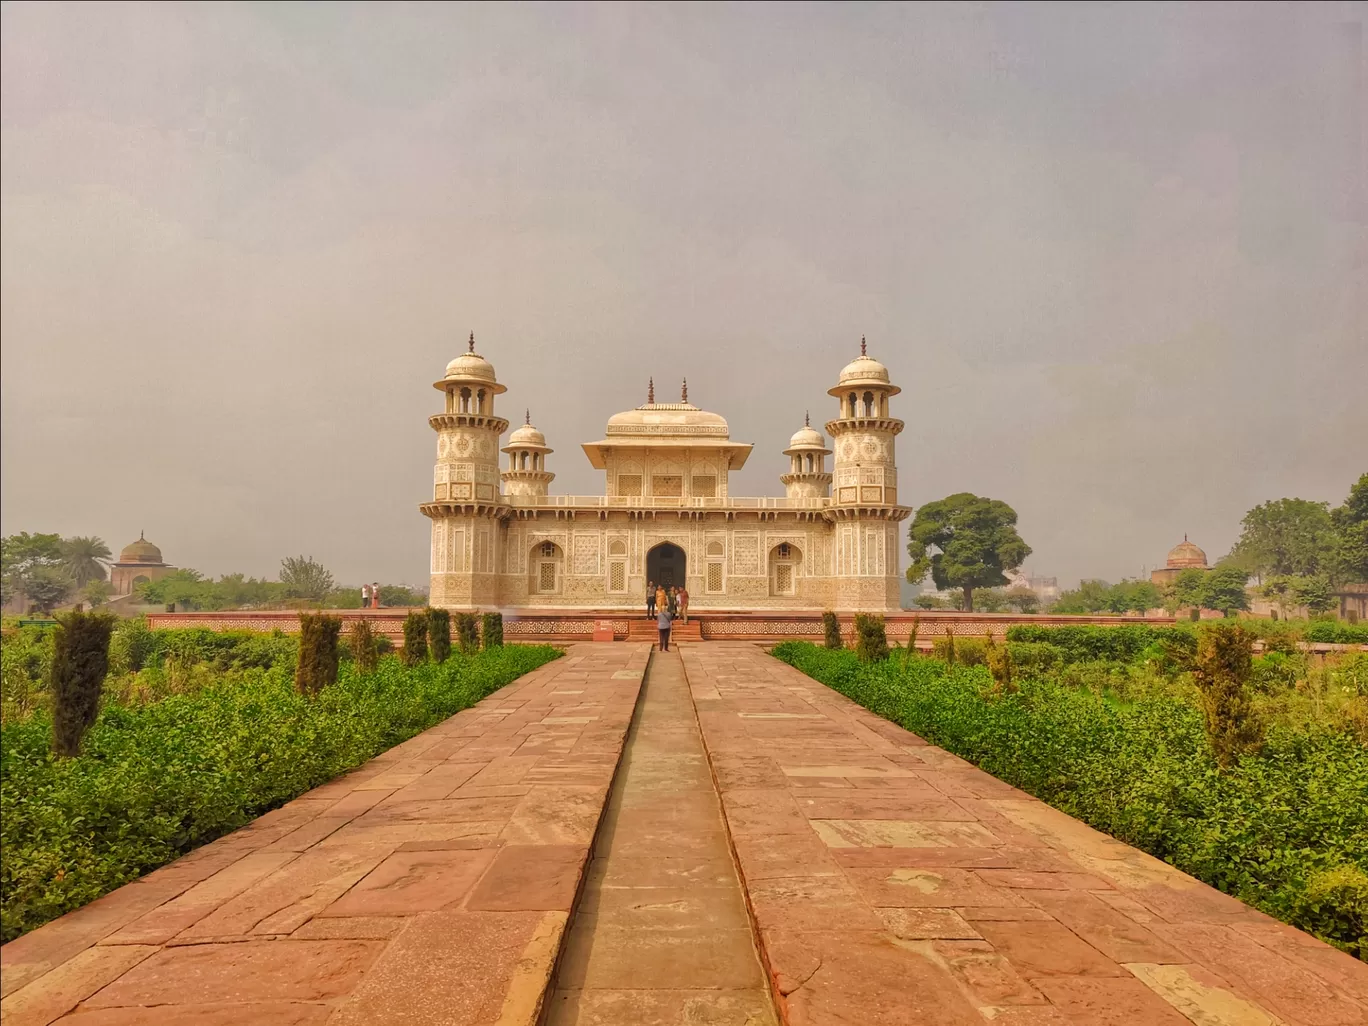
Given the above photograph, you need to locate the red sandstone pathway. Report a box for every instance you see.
[684,642,1368,1026]
[0,645,648,1026]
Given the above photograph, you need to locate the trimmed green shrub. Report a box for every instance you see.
[402,612,428,665]
[854,614,888,663]
[109,617,156,674]
[349,618,379,674]
[428,608,452,664]
[1306,621,1368,644]
[50,612,115,757]
[1006,641,1063,675]
[1193,624,1262,769]
[481,612,503,649]
[295,614,341,696]
[1,643,562,941]
[822,611,842,650]
[455,612,480,654]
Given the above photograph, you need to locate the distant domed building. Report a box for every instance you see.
[1150,535,1209,587]
[110,532,175,596]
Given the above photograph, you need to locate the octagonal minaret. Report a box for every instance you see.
[780,413,832,500]
[502,411,554,499]
[420,332,509,609]
[825,336,911,610]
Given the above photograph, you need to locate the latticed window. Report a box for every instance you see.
[778,543,790,559]
[538,562,557,592]
[541,541,556,557]
[691,475,716,497]
[707,562,723,593]
[617,475,642,496]
[652,475,683,497]
[609,562,626,592]
[775,564,793,594]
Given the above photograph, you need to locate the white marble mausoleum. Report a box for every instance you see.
[421,336,911,612]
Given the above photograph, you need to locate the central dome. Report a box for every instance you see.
[1166,538,1209,569]
[786,424,827,450]
[838,355,890,385]
[118,533,164,565]
[605,402,730,438]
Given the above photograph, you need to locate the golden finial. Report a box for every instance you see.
[525,409,531,425]
[860,335,867,357]
[647,377,655,404]
[805,411,810,427]
[468,331,475,353]
[682,377,688,403]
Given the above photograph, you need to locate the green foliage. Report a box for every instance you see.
[1202,567,1252,616]
[1331,473,1368,585]
[295,614,342,696]
[454,612,480,654]
[853,614,888,663]
[2,623,55,723]
[905,493,1031,611]
[1,532,65,608]
[108,617,157,674]
[1004,588,1039,613]
[771,641,1368,957]
[822,611,842,650]
[1226,497,1337,580]
[279,556,335,604]
[428,609,452,663]
[1007,624,1189,663]
[49,612,115,757]
[349,619,379,673]
[935,631,957,665]
[481,612,503,649]
[402,612,429,665]
[1052,578,1161,615]
[1305,621,1368,644]
[1192,624,1263,768]
[0,644,561,941]
[379,584,424,607]
[82,580,112,608]
[984,634,1016,696]
[23,566,75,614]
[59,537,111,590]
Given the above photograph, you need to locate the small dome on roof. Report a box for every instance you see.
[828,337,901,398]
[787,423,827,451]
[506,412,548,449]
[438,333,506,393]
[1166,537,1209,569]
[119,533,164,565]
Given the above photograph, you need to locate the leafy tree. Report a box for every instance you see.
[59,537,111,590]
[137,569,206,609]
[1201,566,1251,617]
[1004,588,1039,614]
[379,584,424,607]
[50,610,115,757]
[1291,574,1335,616]
[1108,579,1162,615]
[1051,579,1112,614]
[1226,498,1336,582]
[82,580,112,608]
[972,588,1009,613]
[906,493,1031,612]
[280,556,334,604]
[913,594,948,610]
[24,565,74,614]
[1331,473,1368,584]
[1,532,64,607]
[1171,569,1209,612]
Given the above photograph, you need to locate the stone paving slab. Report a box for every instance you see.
[682,642,1368,1026]
[0,644,649,1026]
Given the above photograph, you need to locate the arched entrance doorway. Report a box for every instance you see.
[646,542,686,591]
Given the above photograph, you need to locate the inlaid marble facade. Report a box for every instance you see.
[420,335,910,612]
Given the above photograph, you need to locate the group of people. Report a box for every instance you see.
[358,582,383,609]
[646,579,688,652]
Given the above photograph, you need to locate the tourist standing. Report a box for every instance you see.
[667,586,678,618]
[646,579,656,619]
[360,582,371,609]
[657,600,673,652]
[655,583,667,617]
[371,582,381,609]
[678,585,689,623]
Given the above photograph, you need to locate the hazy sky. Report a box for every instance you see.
[3,2,1365,591]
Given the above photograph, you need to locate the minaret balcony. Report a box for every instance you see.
[825,416,905,436]
[430,413,510,433]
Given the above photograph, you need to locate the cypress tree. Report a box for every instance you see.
[402,612,429,666]
[482,612,504,649]
[455,612,480,653]
[50,611,116,757]
[296,613,342,696]
[822,611,842,650]
[349,618,379,673]
[428,608,452,663]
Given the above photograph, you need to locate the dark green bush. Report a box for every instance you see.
[1006,641,1063,675]
[428,608,452,663]
[295,614,341,696]
[771,640,1368,958]
[481,612,503,649]
[455,612,480,653]
[854,614,888,663]
[822,611,842,650]
[1193,624,1262,769]
[402,612,429,665]
[109,617,156,673]
[50,612,115,757]
[1306,621,1368,644]
[349,619,379,673]
[1,644,561,941]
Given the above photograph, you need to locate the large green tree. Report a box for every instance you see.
[280,556,334,604]
[1330,472,1368,584]
[23,565,75,614]
[1224,498,1336,582]
[906,493,1031,612]
[1,532,65,607]
[59,536,112,590]
[1051,579,1112,614]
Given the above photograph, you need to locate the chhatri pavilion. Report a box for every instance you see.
[421,335,910,612]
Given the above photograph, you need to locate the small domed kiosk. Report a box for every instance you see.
[110,532,175,596]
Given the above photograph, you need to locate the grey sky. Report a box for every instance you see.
[3,1,1365,591]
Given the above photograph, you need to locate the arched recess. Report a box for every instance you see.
[606,539,628,593]
[768,542,801,597]
[705,540,725,594]
[530,540,563,595]
[646,542,687,591]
